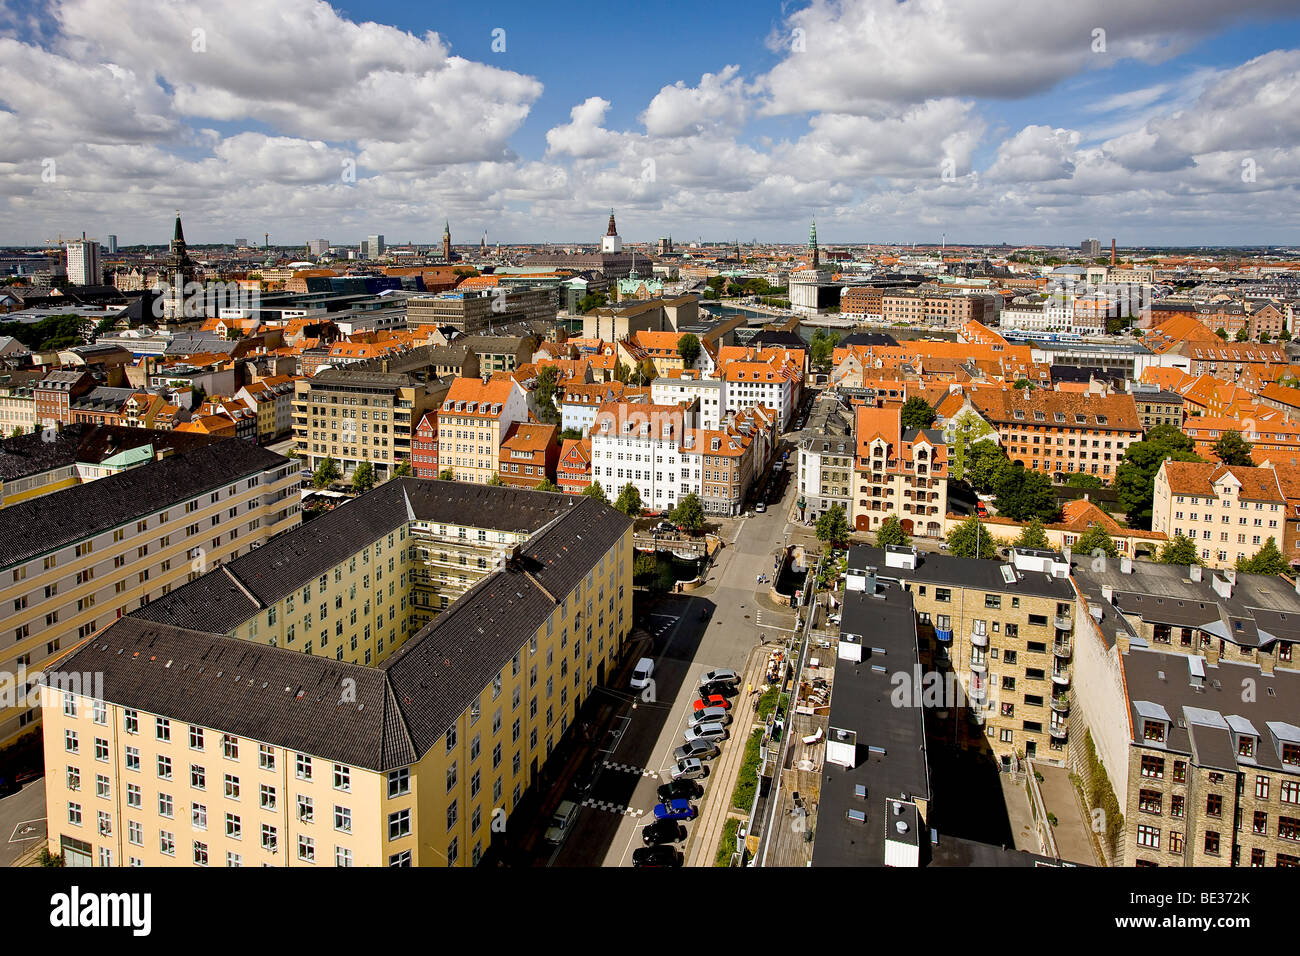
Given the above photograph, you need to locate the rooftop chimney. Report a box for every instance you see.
[1110,238,1116,267]
[1190,565,1202,583]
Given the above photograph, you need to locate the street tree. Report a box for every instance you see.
[614,482,643,517]
[1073,522,1118,559]
[900,396,936,430]
[875,514,910,548]
[1237,537,1289,576]
[312,456,341,489]
[676,333,702,369]
[1015,518,1051,550]
[581,480,608,504]
[1213,430,1254,467]
[351,461,376,495]
[1158,533,1202,566]
[815,505,851,549]
[670,493,706,533]
[946,515,996,559]
[1114,424,1201,528]
[993,462,1058,522]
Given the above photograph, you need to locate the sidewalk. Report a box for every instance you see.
[685,643,769,867]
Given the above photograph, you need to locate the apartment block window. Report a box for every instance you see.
[258,745,275,770]
[333,764,351,792]
[155,717,171,742]
[261,825,278,853]
[295,754,312,780]
[1136,825,1160,849]
[1140,755,1165,779]
[259,785,276,810]
[336,847,353,868]
[189,726,205,750]
[1204,831,1220,855]
[335,806,352,833]
[387,767,410,798]
[388,809,411,841]
[222,735,239,760]
[1206,794,1222,817]
[225,775,239,799]
[297,795,314,823]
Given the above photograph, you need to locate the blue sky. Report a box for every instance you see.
[2,0,1299,245]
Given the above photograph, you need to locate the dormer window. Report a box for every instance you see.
[1143,720,1166,743]
[1238,736,1255,758]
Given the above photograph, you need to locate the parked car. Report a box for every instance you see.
[690,706,732,727]
[633,845,684,867]
[670,758,707,780]
[755,502,766,513]
[657,779,703,802]
[641,818,688,846]
[699,668,741,687]
[571,764,598,794]
[630,657,655,690]
[698,679,737,700]
[0,776,19,798]
[691,694,730,711]
[653,799,698,822]
[674,740,719,762]
[543,800,580,845]
[683,722,728,744]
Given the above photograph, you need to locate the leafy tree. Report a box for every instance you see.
[815,505,850,548]
[535,364,559,407]
[635,358,658,385]
[1260,331,1271,344]
[581,480,608,504]
[633,553,657,579]
[946,515,996,559]
[670,493,706,533]
[1158,533,1202,566]
[350,461,375,495]
[558,427,584,440]
[1215,327,1228,340]
[1114,424,1201,528]
[614,482,643,517]
[1213,430,1254,467]
[613,361,630,384]
[535,477,559,492]
[487,473,505,486]
[946,409,996,482]
[1236,537,1289,576]
[438,468,455,481]
[1015,518,1051,550]
[676,333,702,368]
[875,514,910,548]
[900,396,936,430]
[1279,329,1293,342]
[392,460,413,478]
[312,456,342,489]
[577,292,607,314]
[1234,327,1250,342]
[809,328,838,370]
[1065,472,1102,489]
[93,316,118,337]
[1013,378,1035,390]
[963,441,1009,494]
[993,462,1058,522]
[1073,522,1118,559]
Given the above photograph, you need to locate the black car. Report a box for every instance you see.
[699,680,738,699]
[632,845,683,867]
[641,818,687,846]
[0,777,19,798]
[572,765,598,794]
[657,779,703,803]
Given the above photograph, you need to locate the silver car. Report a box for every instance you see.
[683,721,728,744]
[674,740,719,762]
[690,706,731,727]
[671,758,706,781]
[699,668,741,687]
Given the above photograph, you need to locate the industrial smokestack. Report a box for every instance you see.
[1111,239,1116,267]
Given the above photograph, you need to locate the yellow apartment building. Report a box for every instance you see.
[1,436,299,748]
[436,377,528,484]
[41,481,633,866]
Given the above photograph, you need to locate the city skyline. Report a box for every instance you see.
[0,0,1298,246]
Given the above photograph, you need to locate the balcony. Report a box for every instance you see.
[970,629,988,648]
[1049,722,1068,741]
[1051,694,1070,715]
[1051,669,1070,688]
[1055,615,1073,631]
[1053,639,1071,660]
[970,660,987,674]
[935,626,953,643]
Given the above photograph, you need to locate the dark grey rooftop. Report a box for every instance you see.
[50,488,631,771]
[1122,647,1300,774]
[812,582,931,867]
[0,436,289,570]
[849,544,1076,600]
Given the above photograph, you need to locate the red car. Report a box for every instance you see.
[975,502,988,518]
[691,694,730,711]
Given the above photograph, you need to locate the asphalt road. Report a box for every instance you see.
[0,778,46,867]
[550,468,799,866]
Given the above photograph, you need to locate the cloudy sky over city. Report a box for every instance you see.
[1,0,1299,247]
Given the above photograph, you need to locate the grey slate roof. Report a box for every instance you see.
[0,437,290,570]
[50,486,631,771]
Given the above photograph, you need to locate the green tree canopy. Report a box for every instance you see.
[1158,533,1202,566]
[581,480,608,504]
[535,477,559,493]
[993,462,1058,522]
[438,468,455,481]
[670,493,706,533]
[312,456,341,489]
[1215,327,1228,340]
[614,482,643,517]
[1015,518,1051,551]
[558,426,584,441]
[577,292,607,314]
[1065,472,1102,489]
[350,461,375,495]
[946,515,996,559]
[900,396,936,430]
[392,460,413,478]
[963,441,1009,494]
[815,505,851,548]
[1073,522,1118,559]
[487,472,505,486]
[1236,537,1289,576]
[874,514,910,548]
[676,333,702,368]
[1234,327,1250,342]
[1213,430,1254,467]
[1114,424,1201,528]
[809,328,838,370]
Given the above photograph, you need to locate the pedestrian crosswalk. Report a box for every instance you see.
[602,760,659,778]
[581,797,645,817]
[649,614,678,638]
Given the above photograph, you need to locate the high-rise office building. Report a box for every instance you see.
[64,239,101,286]
[307,238,330,257]
[363,234,385,259]
[105,235,117,254]
[1081,238,1102,257]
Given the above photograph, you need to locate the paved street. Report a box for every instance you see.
[549,447,802,867]
[0,778,46,867]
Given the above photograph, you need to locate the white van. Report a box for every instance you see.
[630,657,655,690]
[544,800,580,844]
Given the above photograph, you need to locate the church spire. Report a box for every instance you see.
[606,208,618,237]
[173,211,186,244]
[809,218,819,268]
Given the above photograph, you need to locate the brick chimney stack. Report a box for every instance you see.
[1111,238,1116,267]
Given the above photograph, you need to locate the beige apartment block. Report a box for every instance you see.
[41,481,633,867]
[1,440,300,748]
